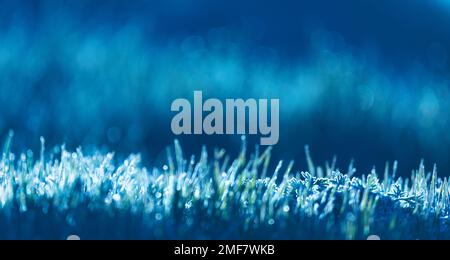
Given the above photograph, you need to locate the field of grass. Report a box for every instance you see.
[0,132,449,240]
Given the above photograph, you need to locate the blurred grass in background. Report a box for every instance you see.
[0,0,449,175]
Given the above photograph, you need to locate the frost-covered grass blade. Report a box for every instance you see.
[0,133,449,239]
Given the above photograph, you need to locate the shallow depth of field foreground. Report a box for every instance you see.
[0,133,448,240]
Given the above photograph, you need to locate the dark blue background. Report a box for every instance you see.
[0,0,449,176]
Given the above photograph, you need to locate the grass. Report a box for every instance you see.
[0,131,449,240]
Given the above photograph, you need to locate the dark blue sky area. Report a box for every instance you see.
[2,0,450,71]
[0,0,449,175]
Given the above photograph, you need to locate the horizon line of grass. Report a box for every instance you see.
[0,131,448,239]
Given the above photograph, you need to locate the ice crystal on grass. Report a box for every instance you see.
[0,132,449,239]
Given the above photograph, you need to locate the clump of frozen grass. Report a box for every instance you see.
[0,132,449,239]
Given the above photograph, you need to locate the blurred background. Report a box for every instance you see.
[0,0,449,176]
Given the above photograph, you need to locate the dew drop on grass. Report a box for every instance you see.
[112,194,121,202]
[194,189,200,198]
